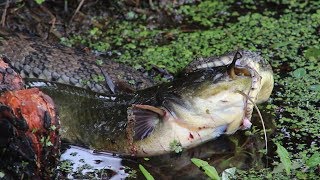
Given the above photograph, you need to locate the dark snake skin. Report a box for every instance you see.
[0,34,154,94]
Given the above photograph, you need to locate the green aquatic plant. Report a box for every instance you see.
[139,164,154,180]
[275,143,292,175]
[191,158,220,180]
[306,152,320,168]
[40,136,53,147]
[58,160,73,173]
[34,0,45,5]
[177,1,232,27]
[169,139,183,153]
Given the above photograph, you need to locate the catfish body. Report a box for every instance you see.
[31,66,250,156]
[29,50,274,156]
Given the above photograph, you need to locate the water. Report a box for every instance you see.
[59,145,128,179]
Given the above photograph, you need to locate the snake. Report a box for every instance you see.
[0,33,153,94]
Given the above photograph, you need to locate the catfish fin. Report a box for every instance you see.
[128,104,164,141]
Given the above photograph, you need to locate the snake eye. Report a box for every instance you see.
[234,67,251,77]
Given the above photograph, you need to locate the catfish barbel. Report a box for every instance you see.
[28,50,274,156]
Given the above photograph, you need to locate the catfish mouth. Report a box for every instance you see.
[230,52,274,130]
[127,51,273,156]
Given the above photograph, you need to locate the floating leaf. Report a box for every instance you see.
[191,158,220,180]
[306,152,320,168]
[305,47,320,59]
[169,139,183,153]
[221,167,236,180]
[309,85,320,92]
[276,143,292,175]
[139,164,154,180]
[292,68,306,78]
[272,41,291,48]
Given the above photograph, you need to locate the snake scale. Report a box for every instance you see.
[0,34,154,94]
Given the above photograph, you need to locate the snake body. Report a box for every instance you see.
[0,34,153,94]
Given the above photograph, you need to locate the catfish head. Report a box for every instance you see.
[125,50,274,156]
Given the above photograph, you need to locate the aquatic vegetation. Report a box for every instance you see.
[169,139,183,154]
[191,158,220,180]
[275,143,292,175]
[139,164,155,180]
[58,160,73,174]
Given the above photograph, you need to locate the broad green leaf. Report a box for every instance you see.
[309,85,320,92]
[305,47,320,59]
[35,0,45,5]
[221,167,236,180]
[276,143,292,175]
[306,152,320,168]
[191,158,220,180]
[292,68,306,78]
[139,164,154,180]
[272,41,291,48]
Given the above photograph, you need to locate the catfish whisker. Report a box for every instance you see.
[236,90,268,156]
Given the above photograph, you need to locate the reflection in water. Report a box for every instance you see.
[60,145,128,179]
[59,121,274,180]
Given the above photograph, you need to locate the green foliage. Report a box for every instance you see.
[275,143,292,175]
[305,47,320,59]
[50,125,57,131]
[139,164,154,180]
[292,68,306,78]
[58,160,73,173]
[40,136,53,147]
[309,85,320,92]
[191,158,220,180]
[34,0,45,5]
[125,166,137,178]
[169,139,183,153]
[177,1,232,27]
[306,152,320,168]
